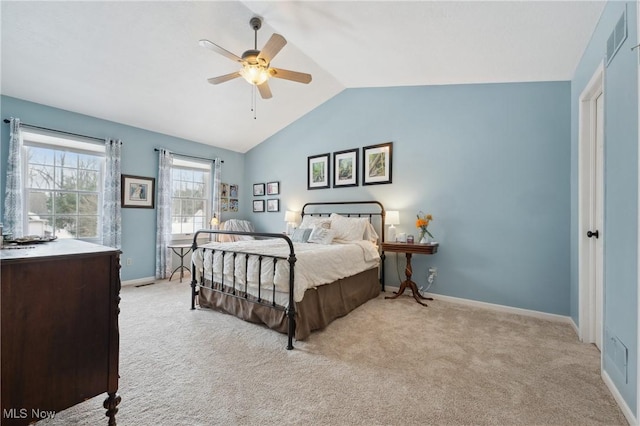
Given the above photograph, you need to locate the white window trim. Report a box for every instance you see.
[170,157,212,243]
[21,130,106,243]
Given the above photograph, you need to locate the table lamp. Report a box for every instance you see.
[284,210,300,235]
[386,210,400,242]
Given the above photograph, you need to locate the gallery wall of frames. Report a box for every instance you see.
[307,142,393,190]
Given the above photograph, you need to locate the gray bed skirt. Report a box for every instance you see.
[197,267,381,340]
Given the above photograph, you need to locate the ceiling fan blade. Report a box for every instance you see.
[199,39,243,62]
[269,68,312,84]
[257,34,286,64]
[257,81,272,99]
[207,72,241,85]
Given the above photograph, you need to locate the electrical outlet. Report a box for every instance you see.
[427,267,437,285]
[126,258,133,266]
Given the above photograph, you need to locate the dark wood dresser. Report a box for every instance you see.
[1,239,121,425]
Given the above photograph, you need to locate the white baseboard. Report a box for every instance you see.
[121,276,156,287]
[602,370,636,425]
[569,317,580,339]
[385,286,573,324]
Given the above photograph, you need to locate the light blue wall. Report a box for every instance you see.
[0,95,246,281]
[245,81,571,315]
[570,1,638,415]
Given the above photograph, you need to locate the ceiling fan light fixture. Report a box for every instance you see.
[239,63,269,86]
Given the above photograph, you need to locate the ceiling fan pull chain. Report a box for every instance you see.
[251,85,257,120]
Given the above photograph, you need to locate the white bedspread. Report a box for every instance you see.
[191,239,380,303]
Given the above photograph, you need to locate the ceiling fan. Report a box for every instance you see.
[199,17,312,99]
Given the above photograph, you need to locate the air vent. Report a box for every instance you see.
[606,6,627,66]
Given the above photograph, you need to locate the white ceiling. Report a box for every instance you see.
[1,1,605,153]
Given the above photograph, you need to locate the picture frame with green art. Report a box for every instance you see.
[333,148,359,188]
[307,153,330,190]
[362,142,393,185]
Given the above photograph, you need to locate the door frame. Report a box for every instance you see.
[636,0,639,418]
[578,62,604,347]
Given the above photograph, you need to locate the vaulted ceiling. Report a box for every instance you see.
[1,1,605,153]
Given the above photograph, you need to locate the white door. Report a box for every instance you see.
[578,64,604,349]
[593,91,604,350]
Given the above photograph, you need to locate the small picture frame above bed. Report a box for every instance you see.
[333,148,359,188]
[253,183,265,196]
[363,142,393,185]
[253,199,265,213]
[267,199,280,212]
[308,153,330,190]
[266,181,280,195]
[121,175,155,208]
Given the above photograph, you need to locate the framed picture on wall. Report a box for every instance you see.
[307,153,330,190]
[362,142,393,185]
[333,148,359,188]
[229,184,238,198]
[266,181,280,195]
[267,199,280,212]
[253,183,265,196]
[253,200,265,213]
[220,183,230,197]
[121,175,155,208]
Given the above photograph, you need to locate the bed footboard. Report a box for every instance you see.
[190,229,297,349]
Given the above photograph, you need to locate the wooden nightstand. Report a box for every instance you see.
[381,241,439,306]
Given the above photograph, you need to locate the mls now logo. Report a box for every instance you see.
[3,408,56,420]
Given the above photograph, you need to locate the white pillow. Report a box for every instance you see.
[291,228,312,243]
[363,222,379,244]
[299,215,331,230]
[329,213,369,241]
[307,226,335,245]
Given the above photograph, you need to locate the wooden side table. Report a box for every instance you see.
[381,241,439,306]
[168,243,192,283]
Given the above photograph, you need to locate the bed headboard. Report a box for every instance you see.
[300,200,386,244]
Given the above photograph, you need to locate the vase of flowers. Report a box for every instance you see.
[416,211,434,244]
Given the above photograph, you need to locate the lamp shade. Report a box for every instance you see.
[284,210,299,224]
[386,211,400,226]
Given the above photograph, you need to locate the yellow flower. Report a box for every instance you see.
[416,211,434,239]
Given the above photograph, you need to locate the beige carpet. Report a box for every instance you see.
[46,280,627,425]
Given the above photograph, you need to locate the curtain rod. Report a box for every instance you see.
[154,148,223,163]
[3,118,105,143]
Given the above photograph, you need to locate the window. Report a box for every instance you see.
[22,130,105,242]
[171,158,211,240]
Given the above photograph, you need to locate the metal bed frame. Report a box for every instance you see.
[190,200,386,350]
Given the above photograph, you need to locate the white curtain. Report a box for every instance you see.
[3,118,24,237]
[156,149,173,279]
[212,158,222,223]
[102,139,122,248]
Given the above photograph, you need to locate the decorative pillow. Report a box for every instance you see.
[329,213,369,241]
[307,226,335,245]
[291,228,312,243]
[299,215,331,230]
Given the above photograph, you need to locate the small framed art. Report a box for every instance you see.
[121,175,155,208]
[267,199,280,212]
[253,183,265,196]
[362,142,393,185]
[333,148,359,188]
[266,181,280,195]
[308,153,330,190]
[253,200,265,212]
